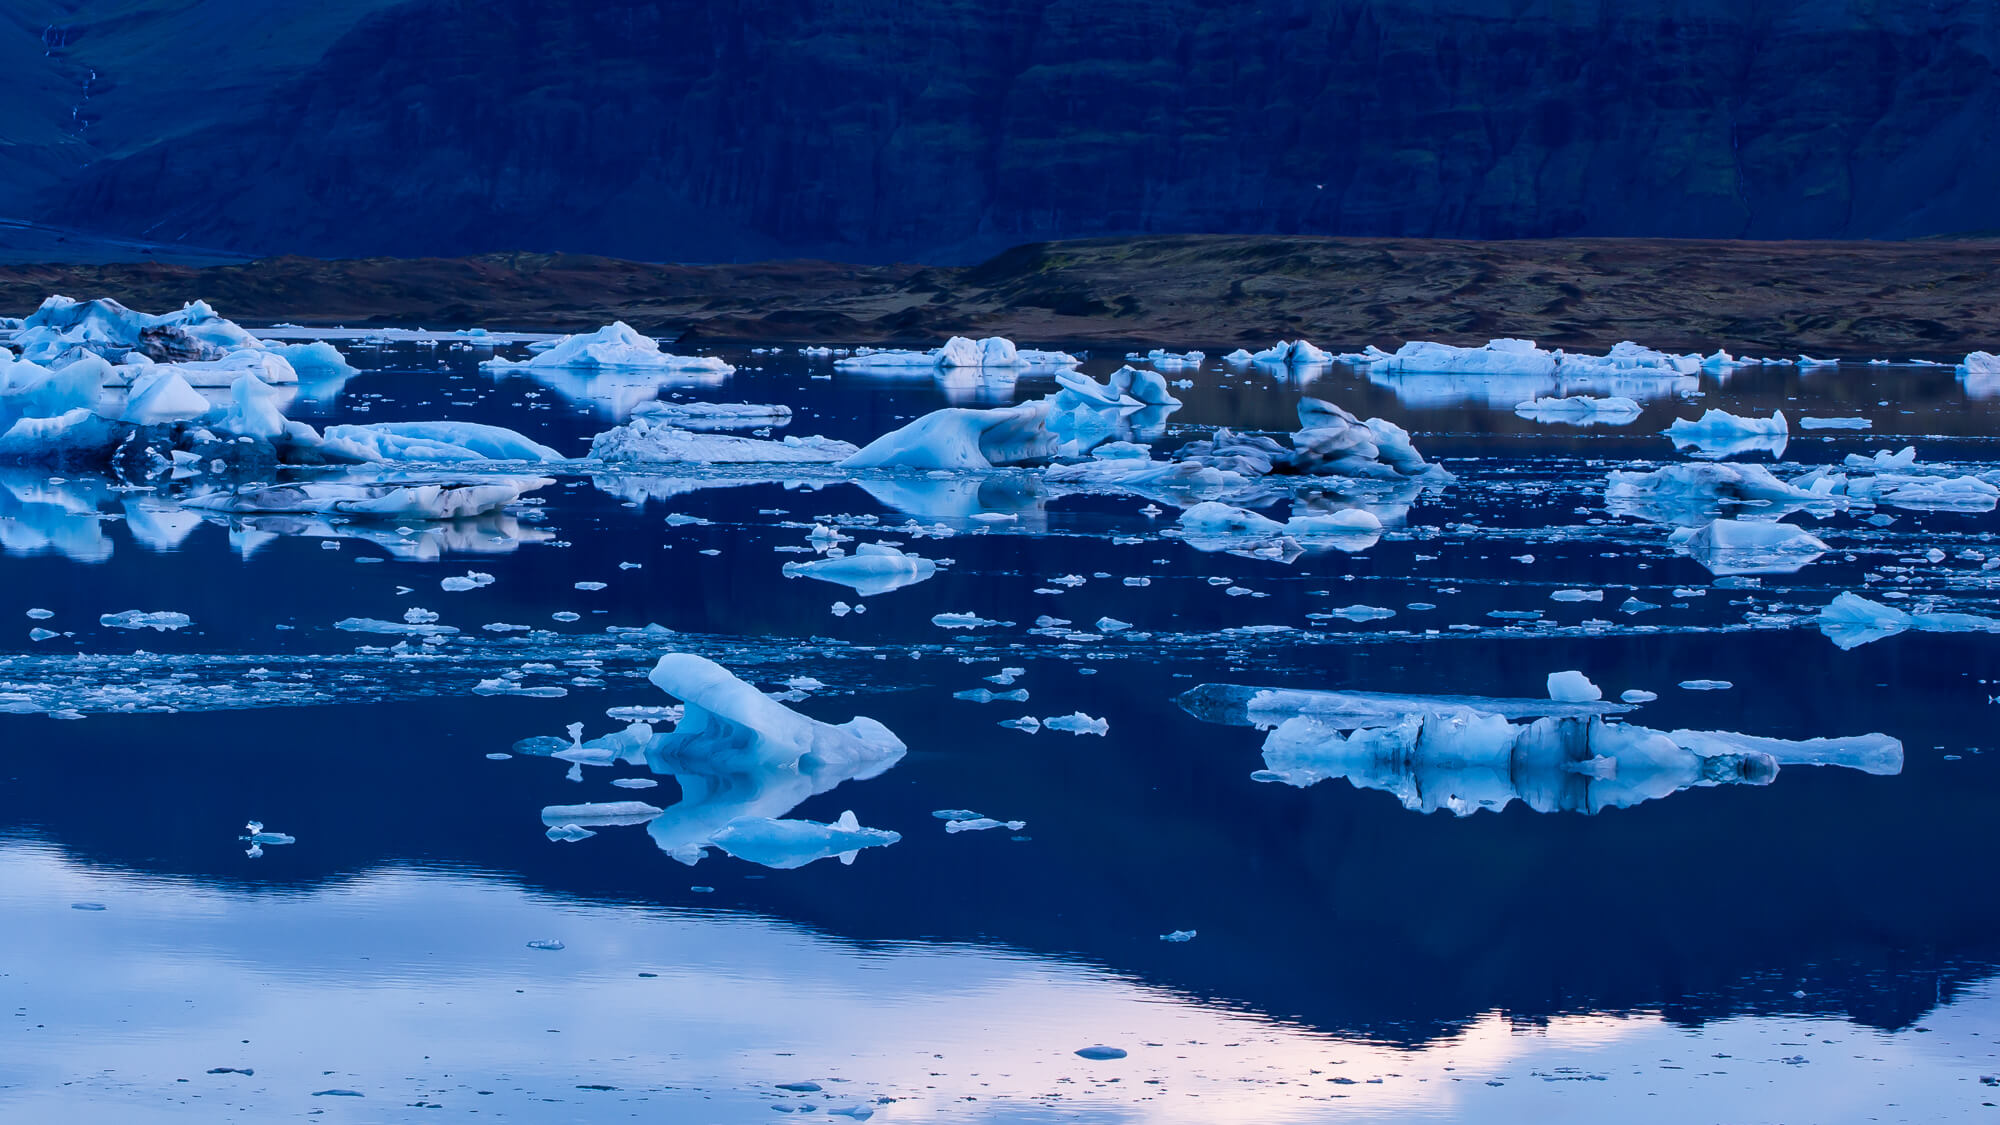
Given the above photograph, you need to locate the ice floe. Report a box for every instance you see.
[628,401,792,430]
[479,323,734,374]
[1815,592,2000,650]
[1672,518,1828,576]
[1514,395,1643,424]
[782,543,938,596]
[834,337,1077,371]
[842,401,1058,470]
[592,417,856,464]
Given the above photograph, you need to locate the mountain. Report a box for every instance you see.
[7,1,2000,263]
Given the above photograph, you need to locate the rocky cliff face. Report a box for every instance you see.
[27,0,2000,261]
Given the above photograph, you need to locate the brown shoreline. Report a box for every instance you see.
[3,235,1996,356]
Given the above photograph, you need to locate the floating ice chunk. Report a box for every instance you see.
[1179,502,1284,537]
[932,809,982,820]
[954,688,1029,703]
[1666,727,1903,775]
[1137,349,1205,370]
[1356,337,1558,376]
[610,777,659,789]
[836,337,1074,371]
[932,611,1010,629]
[1665,409,1788,455]
[545,824,597,841]
[630,401,792,430]
[320,421,562,462]
[481,323,733,373]
[1160,930,1197,943]
[100,610,191,631]
[1799,417,1872,430]
[1556,341,1701,376]
[1963,351,2000,373]
[1285,508,1384,536]
[1550,589,1603,602]
[473,679,568,698]
[1074,1046,1128,1061]
[1814,591,2000,650]
[710,810,900,869]
[784,543,938,597]
[1547,670,1603,702]
[591,418,854,464]
[1054,368,1142,408]
[1249,339,1333,366]
[1621,689,1658,703]
[442,571,496,592]
[999,716,1040,732]
[1514,395,1643,424]
[1043,712,1108,735]
[1095,616,1132,633]
[1328,605,1396,621]
[841,401,1057,470]
[265,340,356,378]
[526,939,566,951]
[1797,354,1839,367]
[1178,683,1630,729]
[1604,462,1831,524]
[945,817,1027,833]
[335,617,459,636]
[1677,518,1827,576]
[1679,680,1733,691]
[540,800,664,826]
[119,369,211,425]
[1221,349,1255,365]
[186,477,548,520]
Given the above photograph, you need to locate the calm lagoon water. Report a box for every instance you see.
[2,339,1997,1121]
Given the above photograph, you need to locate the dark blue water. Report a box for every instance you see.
[2,340,1996,1122]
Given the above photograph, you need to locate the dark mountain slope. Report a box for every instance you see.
[27,0,2000,261]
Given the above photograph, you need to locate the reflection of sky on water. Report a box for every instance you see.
[4,846,1992,1124]
[3,339,1998,1118]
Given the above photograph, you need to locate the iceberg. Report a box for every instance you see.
[1347,337,1558,377]
[183,476,550,520]
[119,370,211,426]
[1054,366,1183,408]
[835,337,1077,371]
[591,417,856,464]
[629,401,792,430]
[100,610,192,631]
[479,323,733,374]
[1604,462,1836,526]
[1815,591,2000,650]
[320,421,563,462]
[12,296,271,366]
[1665,409,1789,459]
[1178,682,1631,730]
[709,810,901,869]
[782,542,938,596]
[1964,351,2000,374]
[1249,339,1334,366]
[1674,518,1828,576]
[1514,395,1643,424]
[842,401,1057,470]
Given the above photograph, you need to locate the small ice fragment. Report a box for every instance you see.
[999,716,1041,733]
[545,824,597,842]
[441,571,495,592]
[1550,589,1603,602]
[1620,598,1659,615]
[1679,679,1733,691]
[933,611,1010,629]
[1160,930,1197,943]
[1546,670,1602,703]
[1095,617,1132,632]
[946,817,1027,833]
[1620,690,1659,703]
[485,752,513,760]
[575,581,608,591]
[1043,712,1109,735]
[1123,577,1151,586]
[26,609,52,619]
[932,809,982,820]
[29,628,56,641]
[954,688,1029,703]
[100,610,192,631]
[552,611,581,622]
[526,939,566,950]
[404,606,440,624]
[1075,1046,1128,1060]
[71,902,106,911]
[610,778,659,789]
[1330,604,1396,621]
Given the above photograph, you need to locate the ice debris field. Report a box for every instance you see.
[3,302,1999,1121]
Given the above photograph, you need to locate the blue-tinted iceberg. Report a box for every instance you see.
[842,401,1058,469]
[782,543,938,596]
[480,322,733,374]
[591,417,856,464]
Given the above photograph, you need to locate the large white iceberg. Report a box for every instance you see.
[591,417,856,464]
[782,542,938,596]
[1672,517,1828,576]
[12,296,267,366]
[480,322,733,374]
[842,401,1058,470]
[320,421,563,462]
[835,337,1078,372]
[1514,395,1643,424]
[1665,409,1788,459]
[183,476,551,519]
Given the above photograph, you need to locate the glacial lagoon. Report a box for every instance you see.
[3,325,1998,1121]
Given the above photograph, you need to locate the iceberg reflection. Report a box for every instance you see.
[1181,682,1901,816]
[521,654,905,868]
